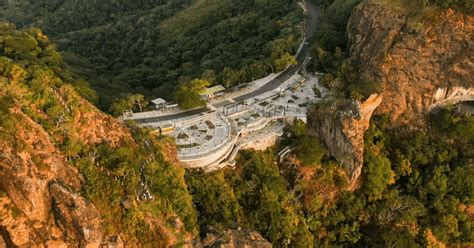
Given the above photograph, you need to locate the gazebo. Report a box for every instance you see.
[151,98,167,110]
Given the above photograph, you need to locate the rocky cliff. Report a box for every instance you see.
[309,0,473,187]
[347,0,474,125]
[0,105,104,247]
[0,70,145,247]
[308,94,383,189]
[0,25,192,247]
[198,228,272,248]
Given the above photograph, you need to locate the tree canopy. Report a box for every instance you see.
[174,78,210,110]
[0,0,304,111]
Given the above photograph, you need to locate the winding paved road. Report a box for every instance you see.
[134,0,319,124]
[235,0,319,102]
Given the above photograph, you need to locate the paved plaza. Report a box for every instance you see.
[174,115,231,160]
[125,72,326,170]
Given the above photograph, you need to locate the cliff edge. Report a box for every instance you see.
[0,24,197,247]
[308,94,383,189]
[309,0,473,187]
[347,0,473,125]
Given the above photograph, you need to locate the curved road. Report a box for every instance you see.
[235,0,319,102]
[135,0,319,124]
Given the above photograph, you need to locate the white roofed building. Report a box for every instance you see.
[151,98,167,110]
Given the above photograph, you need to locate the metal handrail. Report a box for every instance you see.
[178,117,235,160]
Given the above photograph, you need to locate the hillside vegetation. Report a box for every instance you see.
[0,0,303,110]
[0,0,472,247]
[289,0,474,246]
[0,23,199,246]
[185,108,474,247]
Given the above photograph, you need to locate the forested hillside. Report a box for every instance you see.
[0,23,199,246]
[293,0,473,246]
[0,0,472,247]
[0,0,303,110]
[185,111,474,246]
[180,0,473,246]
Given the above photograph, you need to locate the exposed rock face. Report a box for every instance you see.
[0,49,139,246]
[309,0,473,186]
[0,97,180,247]
[347,0,474,125]
[70,97,131,147]
[0,107,103,247]
[308,94,383,189]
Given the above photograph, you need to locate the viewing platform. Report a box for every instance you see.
[125,73,326,170]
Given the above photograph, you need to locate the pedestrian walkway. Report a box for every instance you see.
[131,73,325,170]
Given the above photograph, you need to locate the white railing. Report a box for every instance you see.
[178,117,235,161]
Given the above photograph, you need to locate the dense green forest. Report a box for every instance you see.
[185,108,474,247]
[0,0,303,111]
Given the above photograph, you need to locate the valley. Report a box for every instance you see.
[0,0,472,247]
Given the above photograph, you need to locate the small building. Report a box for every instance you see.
[151,98,167,110]
[200,85,225,100]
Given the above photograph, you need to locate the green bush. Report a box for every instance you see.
[185,170,241,233]
[288,120,328,165]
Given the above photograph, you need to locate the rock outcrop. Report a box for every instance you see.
[347,0,474,125]
[0,90,189,247]
[309,0,473,186]
[0,26,197,247]
[430,87,474,109]
[308,94,383,189]
[0,107,103,247]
